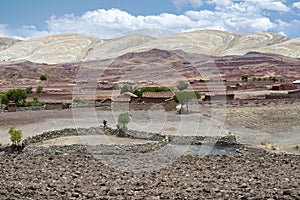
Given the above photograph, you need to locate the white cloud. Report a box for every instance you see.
[245,0,289,12]
[173,0,203,10]
[293,2,300,9]
[1,0,298,40]
[207,0,289,12]
[45,8,280,39]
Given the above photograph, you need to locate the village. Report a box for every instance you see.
[2,75,300,113]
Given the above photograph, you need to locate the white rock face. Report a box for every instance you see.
[0,34,103,64]
[0,37,21,51]
[0,30,299,64]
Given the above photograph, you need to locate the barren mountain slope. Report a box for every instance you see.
[0,37,21,51]
[0,30,299,64]
[85,34,155,61]
[257,37,300,58]
[0,34,103,64]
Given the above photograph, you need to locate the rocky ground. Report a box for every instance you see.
[0,148,299,199]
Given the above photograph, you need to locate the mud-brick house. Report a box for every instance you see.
[141,91,174,103]
[45,102,70,110]
[129,91,176,111]
[271,84,297,91]
[7,103,17,112]
[203,93,235,102]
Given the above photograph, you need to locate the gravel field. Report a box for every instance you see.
[1,102,300,154]
[0,148,299,199]
[0,102,299,199]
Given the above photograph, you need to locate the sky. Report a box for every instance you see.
[0,0,300,39]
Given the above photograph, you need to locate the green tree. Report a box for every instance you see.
[117,112,131,130]
[8,127,22,146]
[176,81,188,91]
[40,74,47,81]
[1,93,9,105]
[241,74,249,82]
[269,76,278,83]
[25,86,33,94]
[173,91,201,113]
[36,86,43,94]
[1,89,27,104]
[120,84,135,94]
[252,77,257,82]
[112,83,120,90]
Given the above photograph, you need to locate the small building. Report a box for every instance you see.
[142,91,174,103]
[7,103,17,112]
[45,102,65,110]
[271,84,297,91]
[204,93,235,102]
[227,85,238,90]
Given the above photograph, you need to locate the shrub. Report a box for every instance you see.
[241,74,249,81]
[120,84,135,94]
[8,128,22,146]
[36,86,43,94]
[176,81,188,91]
[117,112,131,130]
[40,74,47,81]
[25,86,33,94]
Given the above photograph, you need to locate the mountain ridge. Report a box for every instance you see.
[0,30,299,64]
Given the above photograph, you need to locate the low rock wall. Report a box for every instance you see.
[22,126,239,155]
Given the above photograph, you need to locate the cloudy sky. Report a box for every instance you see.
[0,0,300,39]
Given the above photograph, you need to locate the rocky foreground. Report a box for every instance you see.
[0,148,299,200]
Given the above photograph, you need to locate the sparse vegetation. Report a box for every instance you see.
[117,112,131,130]
[23,96,44,107]
[112,83,120,90]
[241,74,249,82]
[269,76,278,82]
[176,81,188,91]
[120,84,135,94]
[8,127,22,146]
[25,86,33,94]
[40,74,47,81]
[36,86,43,94]
[173,91,201,113]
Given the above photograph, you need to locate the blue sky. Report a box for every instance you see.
[0,0,300,39]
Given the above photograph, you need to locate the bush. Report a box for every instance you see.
[176,81,188,91]
[241,74,249,81]
[8,128,22,146]
[40,74,47,81]
[36,86,43,94]
[25,86,33,94]
[120,84,135,94]
[117,112,131,130]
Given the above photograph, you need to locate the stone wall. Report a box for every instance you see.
[23,126,238,149]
